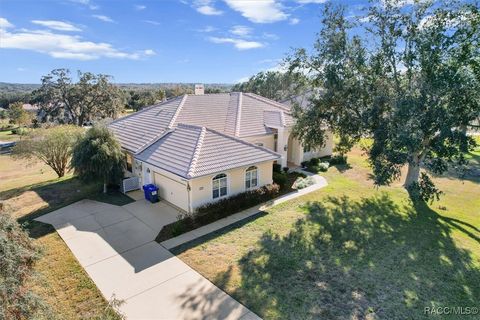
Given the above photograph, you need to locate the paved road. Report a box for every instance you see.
[36,199,259,320]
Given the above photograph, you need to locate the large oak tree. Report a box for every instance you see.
[34,69,125,126]
[288,0,480,201]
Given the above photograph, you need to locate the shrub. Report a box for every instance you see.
[318,162,329,172]
[195,184,281,225]
[273,163,282,173]
[273,171,288,189]
[293,176,316,189]
[300,161,308,168]
[310,157,320,166]
[0,214,50,319]
[283,167,289,173]
[330,154,347,165]
[11,127,29,135]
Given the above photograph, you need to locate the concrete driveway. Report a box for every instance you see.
[36,198,258,320]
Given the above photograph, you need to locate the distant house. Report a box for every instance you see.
[109,86,333,212]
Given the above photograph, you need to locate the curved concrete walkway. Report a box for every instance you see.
[36,198,259,320]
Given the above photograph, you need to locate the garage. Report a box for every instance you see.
[153,172,188,212]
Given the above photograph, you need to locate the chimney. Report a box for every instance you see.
[194,84,204,95]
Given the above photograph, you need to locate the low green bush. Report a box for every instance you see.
[283,167,289,173]
[300,161,309,168]
[194,184,281,225]
[310,157,320,166]
[293,176,316,189]
[273,171,288,189]
[156,184,281,242]
[273,163,282,173]
[330,154,347,165]
[318,162,329,172]
[11,127,29,135]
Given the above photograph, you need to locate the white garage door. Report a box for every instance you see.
[153,172,188,212]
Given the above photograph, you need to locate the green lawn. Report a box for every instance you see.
[174,146,480,319]
[0,129,21,142]
[0,154,131,319]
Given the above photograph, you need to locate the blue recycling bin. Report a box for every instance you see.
[142,184,159,203]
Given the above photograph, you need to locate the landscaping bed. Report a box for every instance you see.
[155,171,305,242]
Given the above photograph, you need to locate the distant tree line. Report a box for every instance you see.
[231,71,308,102]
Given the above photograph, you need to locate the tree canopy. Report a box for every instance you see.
[33,69,125,126]
[71,124,125,193]
[232,70,308,101]
[8,101,32,126]
[13,125,84,178]
[288,0,480,201]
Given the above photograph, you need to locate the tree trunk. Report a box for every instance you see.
[404,154,421,187]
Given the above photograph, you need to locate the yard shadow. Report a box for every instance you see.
[189,194,480,319]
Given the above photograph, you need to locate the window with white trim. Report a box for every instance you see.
[212,173,227,199]
[245,166,258,189]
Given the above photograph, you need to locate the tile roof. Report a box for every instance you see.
[108,96,184,153]
[136,124,280,179]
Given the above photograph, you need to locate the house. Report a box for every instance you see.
[109,87,333,213]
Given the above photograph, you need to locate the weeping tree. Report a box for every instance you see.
[13,125,84,177]
[71,124,125,193]
[288,0,480,201]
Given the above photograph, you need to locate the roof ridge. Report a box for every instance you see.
[204,126,280,158]
[187,126,206,178]
[235,92,242,137]
[168,94,187,128]
[244,92,291,112]
[280,110,286,126]
[109,95,183,126]
[135,128,174,155]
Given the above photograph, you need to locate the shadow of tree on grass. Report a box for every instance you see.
[211,194,479,319]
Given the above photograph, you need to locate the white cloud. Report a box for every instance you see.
[296,0,328,3]
[197,25,216,32]
[230,25,252,37]
[262,32,279,40]
[208,36,264,50]
[135,4,146,10]
[0,17,14,28]
[289,18,300,25]
[195,0,223,15]
[17,67,27,72]
[223,0,288,23]
[143,49,155,55]
[69,0,98,10]
[197,5,223,15]
[31,20,81,32]
[0,28,152,60]
[143,20,161,25]
[92,14,114,23]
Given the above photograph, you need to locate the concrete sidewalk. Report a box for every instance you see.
[161,170,327,249]
[36,199,259,320]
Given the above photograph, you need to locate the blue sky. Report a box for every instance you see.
[0,0,369,84]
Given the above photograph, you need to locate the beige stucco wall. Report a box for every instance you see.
[189,160,274,210]
[135,159,275,213]
[242,134,276,151]
[302,130,334,162]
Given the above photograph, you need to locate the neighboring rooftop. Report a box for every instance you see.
[109,92,294,153]
[135,124,280,179]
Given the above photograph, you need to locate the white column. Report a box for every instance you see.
[277,128,288,168]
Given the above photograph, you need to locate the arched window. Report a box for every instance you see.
[245,166,258,189]
[212,173,227,199]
